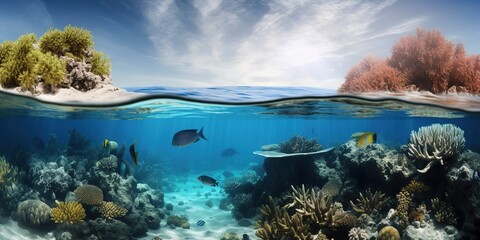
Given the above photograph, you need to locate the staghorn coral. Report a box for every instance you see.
[408,123,465,173]
[348,227,369,240]
[74,184,103,205]
[256,196,311,240]
[431,198,457,225]
[0,156,17,188]
[349,189,390,216]
[17,199,52,227]
[279,135,322,153]
[98,201,127,219]
[51,201,86,224]
[377,226,401,240]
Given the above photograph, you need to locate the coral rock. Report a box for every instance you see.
[17,199,51,227]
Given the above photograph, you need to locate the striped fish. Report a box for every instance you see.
[196,220,205,226]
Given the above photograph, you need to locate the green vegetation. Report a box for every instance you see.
[0,25,110,93]
[90,51,111,76]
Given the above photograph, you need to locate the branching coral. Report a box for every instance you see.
[408,124,465,173]
[349,189,390,216]
[401,180,431,194]
[279,135,322,153]
[394,190,412,228]
[74,184,103,205]
[51,201,86,224]
[98,201,127,219]
[431,198,457,225]
[0,156,17,189]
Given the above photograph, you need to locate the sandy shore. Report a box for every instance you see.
[0,85,146,105]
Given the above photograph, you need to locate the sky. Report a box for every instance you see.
[1,0,479,89]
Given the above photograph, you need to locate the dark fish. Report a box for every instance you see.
[172,127,207,147]
[32,137,45,150]
[220,148,238,157]
[242,234,250,240]
[129,142,139,166]
[352,132,376,148]
[197,175,218,187]
[196,220,205,226]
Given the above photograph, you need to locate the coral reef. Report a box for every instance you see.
[407,124,465,173]
[377,226,400,240]
[51,201,86,224]
[16,199,51,227]
[279,135,322,154]
[348,227,369,240]
[0,156,17,188]
[74,184,103,205]
[349,189,390,216]
[96,155,118,172]
[430,198,457,225]
[29,158,76,202]
[98,201,127,219]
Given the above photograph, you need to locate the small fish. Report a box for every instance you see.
[172,127,207,147]
[220,148,238,157]
[242,234,250,240]
[103,139,109,149]
[196,220,205,226]
[197,175,219,187]
[129,142,139,166]
[473,170,480,181]
[352,132,376,148]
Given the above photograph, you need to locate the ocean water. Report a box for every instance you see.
[0,87,479,240]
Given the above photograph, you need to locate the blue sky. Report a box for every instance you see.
[1,0,479,88]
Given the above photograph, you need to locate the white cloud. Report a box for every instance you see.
[143,0,422,88]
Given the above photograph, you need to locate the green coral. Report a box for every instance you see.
[0,41,14,65]
[90,51,111,76]
[39,28,67,56]
[34,52,66,92]
[63,25,94,58]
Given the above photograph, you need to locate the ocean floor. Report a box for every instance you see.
[0,170,256,240]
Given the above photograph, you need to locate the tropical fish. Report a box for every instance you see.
[129,142,139,166]
[172,127,207,147]
[352,132,376,148]
[242,234,250,240]
[197,175,218,187]
[196,220,205,226]
[103,139,109,149]
[220,148,238,157]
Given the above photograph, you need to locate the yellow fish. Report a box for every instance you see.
[352,132,376,147]
[103,139,109,149]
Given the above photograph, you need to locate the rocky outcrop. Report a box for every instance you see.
[62,54,112,92]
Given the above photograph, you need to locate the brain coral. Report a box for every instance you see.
[51,201,86,224]
[74,184,103,205]
[378,226,400,240]
[17,199,51,227]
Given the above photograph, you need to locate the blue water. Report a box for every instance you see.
[1,86,479,239]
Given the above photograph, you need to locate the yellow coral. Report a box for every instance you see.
[431,198,457,225]
[74,184,103,205]
[378,226,400,240]
[402,180,430,194]
[395,190,411,227]
[0,156,17,187]
[98,201,127,219]
[349,189,390,216]
[51,201,86,224]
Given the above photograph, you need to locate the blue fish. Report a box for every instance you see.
[196,220,205,226]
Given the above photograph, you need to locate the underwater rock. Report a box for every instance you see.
[16,199,51,227]
[167,215,190,229]
[29,157,76,202]
[88,218,133,240]
[446,150,480,238]
[338,140,415,193]
[144,211,161,229]
[403,220,460,240]
[90,170,137,209]
[165,203,174,211]
[123,213,149,237]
